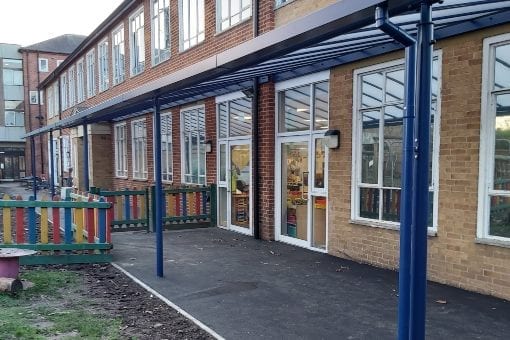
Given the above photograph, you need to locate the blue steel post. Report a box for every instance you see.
[30,137,37,199]
[410,2,433,339]
[49,131,55,197]
[153,95,164,277]
[83,122,90,191]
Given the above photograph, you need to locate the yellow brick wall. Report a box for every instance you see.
[328,24,510,301]
[275,0,337,27]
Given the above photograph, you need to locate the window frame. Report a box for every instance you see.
[76,58,85,103]
[60,73,68,110]
[129,7,145,77]
[180,104,207,185]
[38,58,48,72]
[161,111,173,183]
[216,0,252,33]
[112,24,125,86]
[98,39,109,92]
[131,118,148,180]
[4,110,24,127]
[114,122,128,178]
[178,0,205,51]
[477,32,510,243]
[151,0,171,66]
[68,65,76,108]
[351,55,442,231]
[29,90,38,105]
[86,49,96,98]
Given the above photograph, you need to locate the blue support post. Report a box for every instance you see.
[49,130,55,197]
[30,137,37,199]
[153,96,164,277]
[83,122,90,191]
[410,2,433,339]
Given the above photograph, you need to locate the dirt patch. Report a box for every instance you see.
[18,264,214,340]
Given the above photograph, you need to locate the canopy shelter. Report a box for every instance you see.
[24,1,510,339]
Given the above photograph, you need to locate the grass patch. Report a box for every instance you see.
[48,310,121,339]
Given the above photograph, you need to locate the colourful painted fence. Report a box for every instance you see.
[0,194,112,265]
[89,187,149,232]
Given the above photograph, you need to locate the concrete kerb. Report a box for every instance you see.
[111,262,225,340]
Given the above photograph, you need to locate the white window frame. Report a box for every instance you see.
[60,73,68,110]
[86,50,96,98]
[180,104,206,185]
[130,7,145,77]
[39,90,44,105]
[151,0,171,65]
[4,111,24,127]
[29,90,38,105]
[98,39,109,92]
[68,65,76,107]
[161,112,173,182]
[114,122,128,178]
[178,0,205,51]
[38,58,48,72]
[76,59,85,103]
[351,54,442,232]
[112,25,125,85]
[216,0,252,32]
[131,118,148,180]
[477,32,510,244]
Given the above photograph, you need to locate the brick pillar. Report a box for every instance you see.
[205,98,217,185]
[258,82,276,240]
[258,0,275,34]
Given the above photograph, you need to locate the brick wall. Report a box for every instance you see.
[328,24,510,301]
[274,0,336,27]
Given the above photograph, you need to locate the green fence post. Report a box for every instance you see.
[210,184,217,227]
[150,185,156,232]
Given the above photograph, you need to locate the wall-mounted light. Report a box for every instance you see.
[324,129,340,149]
[242,88,254,98]
[205,140,213,153]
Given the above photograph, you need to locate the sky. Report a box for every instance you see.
[0,0,125,46]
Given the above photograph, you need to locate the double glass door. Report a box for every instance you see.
[218,140,252,234]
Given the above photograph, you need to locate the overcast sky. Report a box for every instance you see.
[0,0,125,46]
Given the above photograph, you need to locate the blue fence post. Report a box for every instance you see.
[83,122,90,191]
[30,137,38,199]
[28,196,37,244]
[124,188,131,221]
[153,96,164,277]
[64,197,73,244]
[98,197,107,244]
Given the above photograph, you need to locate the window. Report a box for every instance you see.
[4,111,24,127]
[86,50,96,98]
[179,0,205,51]
[114,123,128,177]
[2,69,23,86]
[131,119,147,179]
[39,90,44,105]
[130,8,145,76]
[76,59,85,103]
[112,25,125,85]
[152,0,170,65]
[161,112,173,182]
[98,40,109,92]
[29,91,38,105]
[275,0,293,7]
[38,58,48,72]
[181,105,206,184]
[478,34,510,241]
[352,56,441,229]
[47,83,60,118]
[218,96,252,138]
[217,0,252,32]
[68,66,76,107]
[60,73,68,110]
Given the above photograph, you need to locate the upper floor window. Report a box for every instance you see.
[3,59,23,86]
[478,33,510,242]
[217,0,252,32]
[131,118,148,180]
[98,40,109,92]
[76,59,85,103]
[68,66,76,107]
[161,112,173,182]
[130,8,145,76]
[47,83,59,118]
[60,73,68,110]
[179,0,205,51]
[86,50,96,98]
[181,105,206,184]
[352,56,441,230]
[38,58,48,72]
[112,25,125,85]
[218,95,252,138]
[275,0,292,7]
[29,91,38,105]
[4,111,24,127]
[114,123,128,178]
[152,0,170,65]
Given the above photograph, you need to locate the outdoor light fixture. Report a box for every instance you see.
[242,88,254,98]
[205,140,213,153]
[324,129,340,149]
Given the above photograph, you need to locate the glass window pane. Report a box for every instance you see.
[359,187,379,220]
[314,138,326,189]
[489,195,510,238]
[314,81,329,130]
[382,188,400,222]
[361,72,383,108]
[361,110,379,184]
[494,44,510,90]
[383,105,403,187]
[385,69,404,103]
[493,94,510,190]
[229,97,252,137]
[312,196,327,249]
[219,144,226,182]
[279,85,310,133]
[219,103,228,138]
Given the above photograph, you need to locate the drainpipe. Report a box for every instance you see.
[49,129,55,197]
[252,0,260,239]
[36,52,44,176]
[31,137,37,199]
[25,52,35,179]
[375,6,416,340]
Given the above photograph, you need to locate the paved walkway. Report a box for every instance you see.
[112,228,510,339]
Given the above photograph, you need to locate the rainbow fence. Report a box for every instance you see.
[0,194,112,265]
